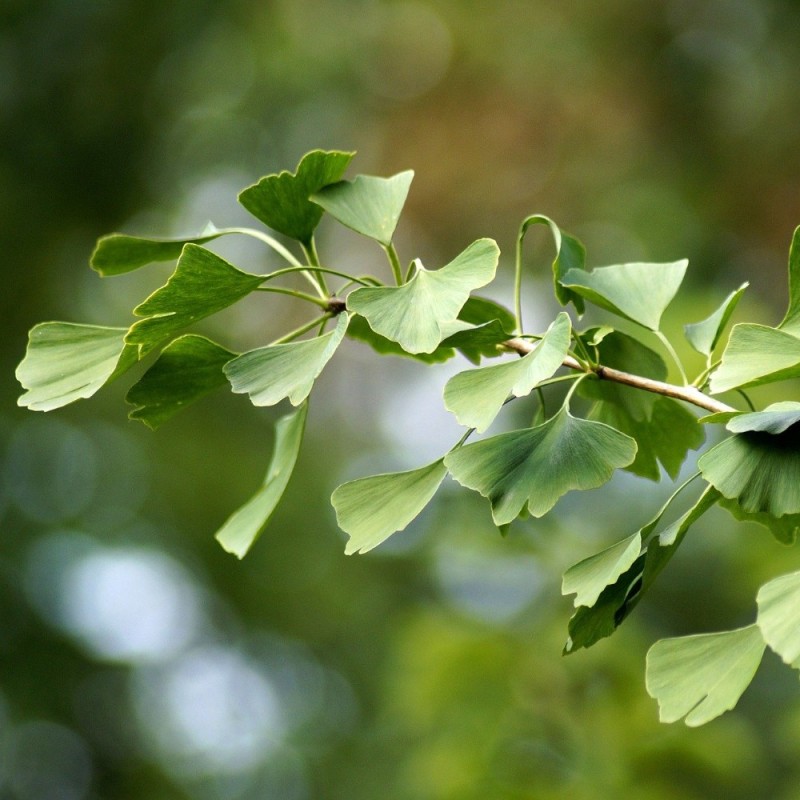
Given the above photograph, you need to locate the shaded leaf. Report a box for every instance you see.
[723,401,800,435]
[757,571,800,668]
[224,313,348,407]
[684,282,748,356]
[126,335,236,429]
[646,625,765,726]
[444,406,636,525]
[215,403,308,558]
[346,313,455,363]
[779,225,800,335]
[311,170,414,246]
[719,496,800,545]
[238,150,354,244]
[332,459,448,554]
[17,322,138,411]
[347,239,500,353]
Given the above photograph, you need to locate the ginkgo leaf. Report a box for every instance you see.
[779,225,800,335]
[719,496,800,545]
[709,323,800,394]
[17,322,138,411]
[684,282,748,356]
[332,459,448,554]
[215,403,308,558]
[756,571,800,668]
[126,244,265,355]
[721,401,800,435]
[444,406,636,525]
[646,625,765,726]
[443,312,571,432]
[90,224,226,276]
[238,150,354,244]
[224,313,349,407]
[311,171,414,246]
[561,260,688,331]
[126,335,236,429]
[346,239,500,353]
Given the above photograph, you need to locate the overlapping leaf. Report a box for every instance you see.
[646,625,765,726]
[720,497,800,545]
[17,322,138,411]
[347,239,500,354]
[757,571,800,668]
[684,283,748,356]
[332,459,448,554]
[224,313,349,407]
[126,335,235,429]
[238,150,354,244]
[443,312,571,432]
[215,403,308,558]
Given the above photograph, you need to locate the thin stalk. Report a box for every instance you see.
[302,237,330,298]
[255,286,331,309]
[691,358,721,389]
[269,313,331,345]
[736,389,757,412]
[385,242,404,285]
[260,266,374,287]
[655,330,688,385]
[514,227,525,333]
[226,227,304,267]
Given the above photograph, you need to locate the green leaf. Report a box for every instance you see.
[346,313,456,363]
[443,312,571,432]
[719,496,800,545]
[438,319,512,364]
[757,571,800,668]
[709,323,800,394]
[684,282,748,356]
[126,335,235,429]
[444,406,636,525]
[238,150,354,245]
[126,244,265,355]
[720,401,800,435]
[779,225,800,335]
[90,224,225,276]
[646,625,765,726]
[457,295,516,334]
[224,313,349,407]
[346,239,500,354]
[332,458,448,554]
[215,402,308,558]
[561,260,689,331]
[311,170,414,246]
[16,322,138,411]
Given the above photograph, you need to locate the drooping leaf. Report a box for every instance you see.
[126,335,236,429]
[684,282,748,356]
[126,244,265,355]
[238,150,354,245]
[332,459,448,554]
[17,322,138,411]
[457,295,517,335]
[757,571,800,668]
[347,239,500,353]
[709,323,800,394]
[215,402,308,558]
[719,496,800,545]
[224,313,349,407]
[311,170,414,246]
[90,223,225,276]
[561,260,689,331]
[346,313,456,363]
[444,406,636,525]
[721,401,800,435]
[443,313,571,432]
[646,625,765,726]
[779,225,800,335]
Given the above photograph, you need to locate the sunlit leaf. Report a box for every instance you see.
[126,244,264,355]
[332,459,448,554]
[311,170,414,246]
[719,496,800,545]
[646,625,765,726]
[224,313,349,407]
[757,571,800,668]
[17,322,138,411]
[722,401,800,435]
[561,260,689,331]
[347,239,500,353]
[215,403,308,558]
[126,335,235,429]
[684,282,748,356]
[238,150,354,244]
[444,406,636,525]
[443,313,570,432]
[779,225,800,335]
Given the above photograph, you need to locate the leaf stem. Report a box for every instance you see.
[655,330,688,385]
[260,266,374,287]
[302,237,330,297]
[736,389,757,412]
[255,286,331,308]
[514,226,525,333]
[385,242,404,285]
[270,313,332,345]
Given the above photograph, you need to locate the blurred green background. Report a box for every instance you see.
[3,1,800,798]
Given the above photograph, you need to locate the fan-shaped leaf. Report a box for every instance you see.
[757,571,800,668]
[719,496,800,545]
[684,283,748,356]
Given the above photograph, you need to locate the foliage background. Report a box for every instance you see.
[3,1,800,797]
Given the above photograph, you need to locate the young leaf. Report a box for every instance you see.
[332,459,448,554]
[646,625,765,726]
[684,282,748,356]
[346,239,500,354]
[224,313,349,407]
[238,150,354,245]
[17,322,138,411]
[126,244,265,355]
[444,406,636,525]
[215,402,308,558]
[311,171,414,246]
[719,497,800,545]
[126,334,236,429]
[779,225,800,335]
[756,571,800,668]
[443,312,571,432]
[561,260,689,331]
